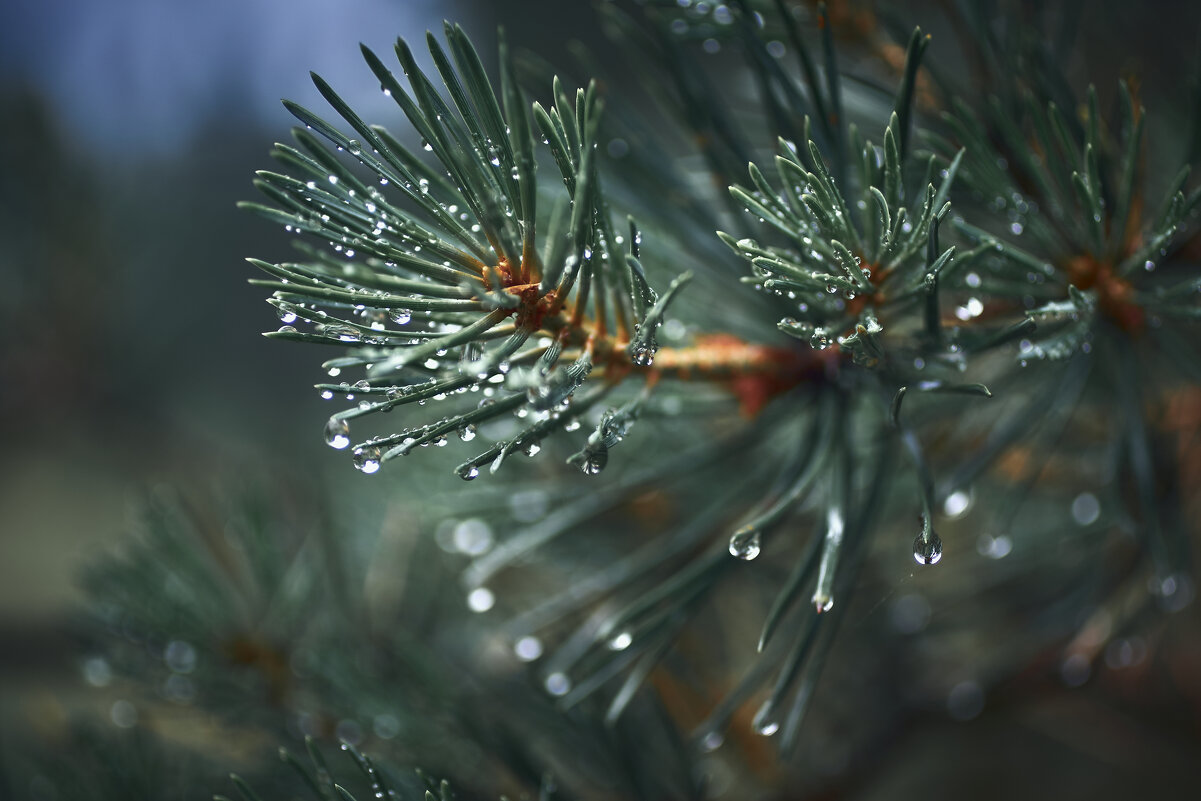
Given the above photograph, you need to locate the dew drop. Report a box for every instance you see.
[608,631,633,651]
[466,587,495,613]
[514,635,543,662]
[320,389,334,400]
[728,526,761,561]
[1071,492,1100,526]
[912,531,943,565]
[752,701,779,736]
[458,424,477,442]
[353,446,382,474]
[544,672,571,696]
[324,417,351,449]
[942,489,972,519]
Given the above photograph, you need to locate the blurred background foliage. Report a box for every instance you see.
[2,1,1201,799]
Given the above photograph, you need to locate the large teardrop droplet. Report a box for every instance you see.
[728,526,762,561]
[324,417,351,449]
[913,531,943,565]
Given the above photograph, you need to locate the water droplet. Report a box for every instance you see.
[523,442,541,457]
[976,533,1012,559]
[277,325,298,333]
[752,701,779,736]
[942,489,972,519]
[459,466,479,481]
[912,531,943,565]
[453,519,493,555]
[466,587,495,612]
[324,325,361,342]
[608,631,633,651]
[110,699,138,728]
[278,307,298,324]
[324,417,351,449]
[163,640,197,673]
[347,139,362,155]
[699,730,724,752]
[728,526,761,560]
[544,672,571,696]
[458,424,477,442]
[813,594,834,613]
[514,635,543,662]
[320,389,334,400]
[82,656,112,687]
[1071,492,1100,526]
[353,446,382,474]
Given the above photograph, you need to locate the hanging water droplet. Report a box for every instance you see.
[942,489,972,519]
[912,531,943,565]
[514,635,543,662]
[523,442,541,457]
[813,594,834,613]
[353,446,382,474]
[459,466,479,481]
[544,672,571,697]
[1071,492,1100,525]
[752,701,779,736]
[466,587,495,612]
[320,389,334,400]
[458,424,477,442]
[324,417,351,449]
[277,307,298,324]
[608,631,633,651]
[728,526,761,561]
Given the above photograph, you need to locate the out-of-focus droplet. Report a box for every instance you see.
[544,672,571,696]
[608,631,633,651]
[514,635,543,662]
[466,587,495,613]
